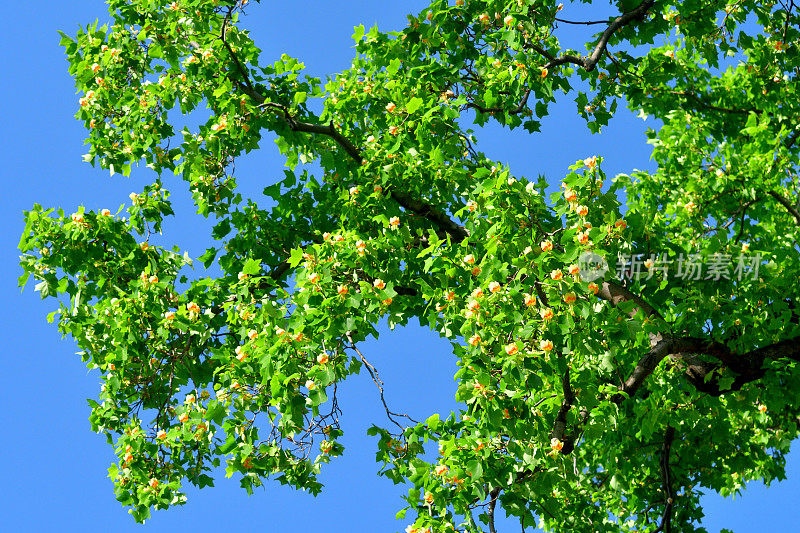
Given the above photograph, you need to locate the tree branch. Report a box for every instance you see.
[528,0,655,72]
[653,426,676,533]
[466,89,531,116]
[229,46,471,244]
[551,366,575,452]
[616,335,800,402]
[487,487,501,533]
[596,281,665,325]
[346,333,419,430]
[554,17,612,26]
[389,189,470,242]
[768,190,800,225]
[220,9,256,96]
[472,0,653,115]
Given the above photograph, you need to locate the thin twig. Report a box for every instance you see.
[345,333,418,430]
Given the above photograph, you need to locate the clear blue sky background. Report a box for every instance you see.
[1,1,798,531]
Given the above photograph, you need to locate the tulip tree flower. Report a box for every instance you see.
[21,1,800,529]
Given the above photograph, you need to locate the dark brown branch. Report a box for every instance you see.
[220,9,256,96]
[597,281,664,324]
[469,1,653,115]
[487,487,501,533]
[554,17,612,26]
[389,189,470,243]
[231,53,470,243]
[596,280,668,350]
[582,0,655,71]
[654,426,676,533]
[467,89,531,116]
[551,366,576,453]
[768,190,800,225]
[529,0,655,72]
[616,335,800,402]
[614,337,719,401]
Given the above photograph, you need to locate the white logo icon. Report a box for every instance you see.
[578,252,608,281]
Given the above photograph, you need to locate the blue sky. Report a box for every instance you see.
[1,1,798,531]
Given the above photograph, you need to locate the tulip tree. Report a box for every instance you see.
[18,0,800,530]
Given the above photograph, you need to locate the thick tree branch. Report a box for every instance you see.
[467,89,531,116]
[768,190,800,225]
[614,337,722,401]
[529,0,655,72]
[596,281,665,325]
[653,426,676,533]
[472,0,653,115]
[389,189,470,242]
[551,366,575,452]
[487,487,501,533]
[616,335,800,402]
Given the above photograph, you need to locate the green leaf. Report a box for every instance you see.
[242,258,261,276]
[293,92,307,105]
[198,248,218,268]
[406,97,423,114]
[466,460,483,478]
[288,248,304,268]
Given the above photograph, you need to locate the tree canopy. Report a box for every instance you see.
[18,0,800,530]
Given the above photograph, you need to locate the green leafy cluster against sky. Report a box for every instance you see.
[18,0,800,531]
